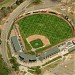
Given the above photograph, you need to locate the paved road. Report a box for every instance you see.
[1,0,31,64]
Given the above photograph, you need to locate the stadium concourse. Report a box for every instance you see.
[10,10,75,66]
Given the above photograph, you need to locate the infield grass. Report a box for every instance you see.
[30,39,44,48]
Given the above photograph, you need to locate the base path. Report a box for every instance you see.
[26,34,50,47]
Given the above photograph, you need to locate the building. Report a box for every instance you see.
[19,52,36,62]
[19,46,60,62]
[11,36,21,52]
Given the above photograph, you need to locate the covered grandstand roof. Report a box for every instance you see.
[11,36,21,52]
[19,52,36,61]
[38,46,60,59]
[19,46,60,61]
[18,45,75,61]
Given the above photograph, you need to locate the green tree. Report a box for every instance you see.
[7,6,12,13]
[10,57,20,71]
[32,0,41,4]
[1,7,9,16]
[0,55,10,75]
[35,68,41,74]
[0,29,1,38]
[16,0,20,5]
[19,0,23,3]
[16,0,23,5]
[29,66,41,74]
[51,0,61,2]
[0,10,4,19]
[12,63,20,71]
[0,39,1,44]
[10,57,16,64]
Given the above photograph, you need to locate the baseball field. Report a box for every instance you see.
[18,13,73,54]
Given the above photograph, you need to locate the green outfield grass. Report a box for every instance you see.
[18,14,73,52]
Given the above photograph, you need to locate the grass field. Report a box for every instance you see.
[30,39,44,48]
[18,14,73,53]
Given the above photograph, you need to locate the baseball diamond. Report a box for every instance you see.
[26,34,50,49]
[18,12,73,54]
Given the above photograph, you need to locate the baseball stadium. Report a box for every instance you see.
[11,11,75,62]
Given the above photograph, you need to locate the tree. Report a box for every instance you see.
[35,68,41,74]
[0,29,1,45]
[0,29,1,37]
[0,39,1,44]
[19,0,23,3]
[11,4,17,10]
[29,66,41,74]
[32,0,41,4]
[0,55,10,75]
[0,10,4,19]
[1,7,9,16]
[10,57,20,71]
[16,0,20,5]
[12,63,20,71]
[10,57,16,64]
[16,0,23,5]
[7,6,12,13]
[51,0,61,2]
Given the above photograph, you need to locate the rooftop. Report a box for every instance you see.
[11,36,21,52]
[39,46,60,60]
[19,52,36,61]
